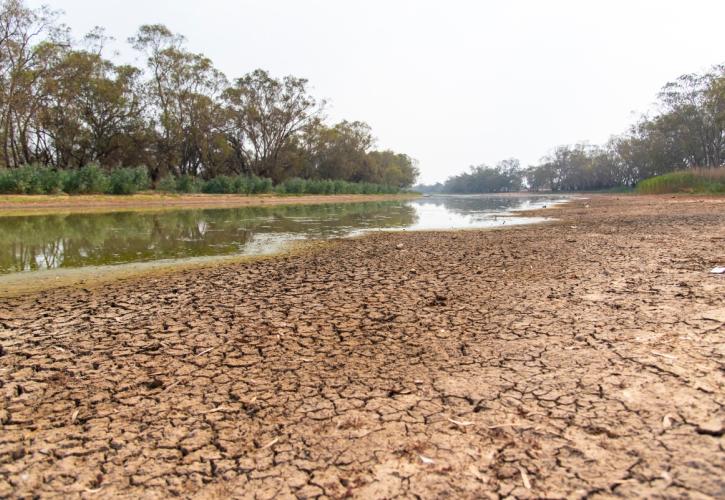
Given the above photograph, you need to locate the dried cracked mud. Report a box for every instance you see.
[1,195,724,499]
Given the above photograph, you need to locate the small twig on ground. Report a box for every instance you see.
[261,437,279,449]
[487,423,530,429]
[651,351,677,360]
[165,380,182,390]
[204,406,228,414]
[518,466,532,489]
[447,417,474,427]
[195,346,217,357]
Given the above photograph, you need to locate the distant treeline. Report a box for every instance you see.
[0,0,418,189]
[417,64,725,193]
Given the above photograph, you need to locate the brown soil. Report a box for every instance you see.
[0,193,417,216]
[1,195,724,499]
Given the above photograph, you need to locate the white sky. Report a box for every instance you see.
[31,0,725,183]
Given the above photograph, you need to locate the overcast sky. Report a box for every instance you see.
[30,0,725,183]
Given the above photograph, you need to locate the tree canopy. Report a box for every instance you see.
[416,64,725,193]
[0,0,419,188]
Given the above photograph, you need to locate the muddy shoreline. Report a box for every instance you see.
[0,192,418,216]
[1,195,724,498]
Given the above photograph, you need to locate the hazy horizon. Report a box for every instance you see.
[30,0,725,183]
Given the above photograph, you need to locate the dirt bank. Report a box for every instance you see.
[0,192,417,216]
[1,195,723,498]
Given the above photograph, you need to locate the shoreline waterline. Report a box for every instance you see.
[0,195,571,296]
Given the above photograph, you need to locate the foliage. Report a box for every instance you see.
[201,175,235,194]
[0,165,65,194]
[275,178,401,195]
[223,69,323,179]
[62,164,110,194]
[235,175,273,194]
[0,164,150,195]
[107,167,150,194]
[416,63,725,194]
[523,65,725,192]
[156,174,273,194]
[636,168,725,194]
[173,175,204,193]
[155,176,179,193]
[0,1,418,189]
[440,160,523,193]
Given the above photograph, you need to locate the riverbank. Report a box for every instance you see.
[0,192,418,216]
[1,195,724,498]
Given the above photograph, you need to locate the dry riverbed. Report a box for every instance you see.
[1,195,724,498]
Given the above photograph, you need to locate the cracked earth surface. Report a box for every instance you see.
[1,195,724,499]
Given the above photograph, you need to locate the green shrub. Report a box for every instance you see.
[156,175,177,192]
[231,175,251,194]
[202,175,235,194]
[276,177,307,194]
[0,166,402,197]
[107,166,150,195]
[274,178,399,195]
[636,168,725,194]
[63,164,109,194]
[174,174,203,193]
[0,165,67,194]
[249,176,272,194]
[37,167,66,194]
[0,170,13,193]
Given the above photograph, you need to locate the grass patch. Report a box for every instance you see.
[636,168,725,194]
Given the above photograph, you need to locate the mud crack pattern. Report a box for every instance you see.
[1,196,724,498]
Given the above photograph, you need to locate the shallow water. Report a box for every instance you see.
[0,195,566,275]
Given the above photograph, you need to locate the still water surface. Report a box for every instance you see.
[0,195,566,274]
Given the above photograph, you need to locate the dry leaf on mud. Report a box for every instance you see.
[709,266,725,274]
[518,466,531,489]
[418,454,435,465]
[70,409,79,423]
[447,417,474,427]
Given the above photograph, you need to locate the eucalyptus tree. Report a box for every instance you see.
[223,69,324,179]
[310,120,375,181]
[366,150,419,188]
[657,70,723,168]
[130,24,229,178]
[35,48,150,168]
[0,0,67,167]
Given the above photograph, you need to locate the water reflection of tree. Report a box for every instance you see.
[0,201,416,272]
